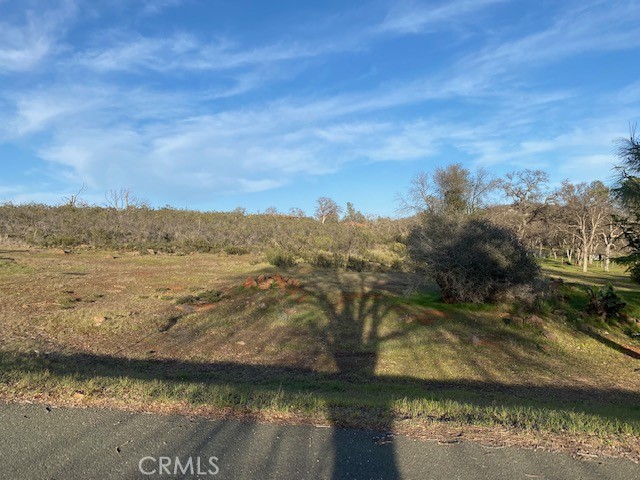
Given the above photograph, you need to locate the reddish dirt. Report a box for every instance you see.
[243,276,258,288]
[404,308,447,325]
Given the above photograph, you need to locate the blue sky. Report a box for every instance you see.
[1,0,639,216]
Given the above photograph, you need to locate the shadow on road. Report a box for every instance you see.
[306,271,401,478]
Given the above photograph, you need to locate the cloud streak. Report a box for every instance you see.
[461,0,640,76]
[72,30,359,74]
[378,0,509,35]
[0,0,77,73]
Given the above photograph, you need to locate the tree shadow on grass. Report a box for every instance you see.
[582,328,640,360]
[2,270,640,478]
[303,270,401,478]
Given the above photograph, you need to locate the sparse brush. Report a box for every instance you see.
[224,245,250,255]
[265,248,296,268]
[345,255,367,272]
[310,252,344,269]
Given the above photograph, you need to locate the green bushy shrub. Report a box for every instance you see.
[265,248,296,268]
[180,239,215,253]
[176,289,223,305]
[224,245,250,255]
[310,252,344,269]
[406,214,541,304]
[584,284,627,320]
[345,255,367,272]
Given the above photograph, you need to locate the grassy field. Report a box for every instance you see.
[1,248,639,458]
[540,258,640,317]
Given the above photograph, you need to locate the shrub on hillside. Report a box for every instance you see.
[584,284,627,320]
[224,245,250,255]
[176,289,223,305]
[345,255,367,272]
[310,252,344,269]
[406,214,541,303]
[265,248,296,268]
[0,203,411,258]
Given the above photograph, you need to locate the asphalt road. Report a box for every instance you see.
[0,402,637,480]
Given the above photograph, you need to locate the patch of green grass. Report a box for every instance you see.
[0,350,638,437]
[397,291,497,312]
[59,296,81,309]
[176,289,224,305]
[618,290,640,320]
[540,258,637,291]
[541,258,640,320]
[0,258,34,275]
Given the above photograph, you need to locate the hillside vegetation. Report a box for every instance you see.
[0,203,408,269]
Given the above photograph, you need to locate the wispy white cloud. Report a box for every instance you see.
[72,30,357,74]
[557,154,617,184]
[0,25,51,72]
[378,0,509,35]
[3,83,198,139]
[461,0,640,76]
[0,187,86,206]
[67,0,513,79]
[139,0,185,16]
[4,85,635,205]
[5,77,454,197]
[0,0,77,73]
[0,49,615,201]
[0,184,21,196]
[607,81,640,106]
[453,106,636,180]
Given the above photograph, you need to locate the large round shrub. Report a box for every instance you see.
[406,214,540,303]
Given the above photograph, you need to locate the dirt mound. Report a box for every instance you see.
[243,277,258,288]
[243,274,301,290]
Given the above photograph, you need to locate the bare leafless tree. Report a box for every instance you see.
[601,221,624,272]
[61,184,87,208]
[396,171,436,214]
[104,188,149,210]
[556,180,611,273]
[288,207,306,218]
[315,197,341,224]
[498,169,550,241]
[467,167,500,214]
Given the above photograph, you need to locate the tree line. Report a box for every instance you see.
[0,197,409,270]
[398,163,628,274]
[1,130,639,281]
